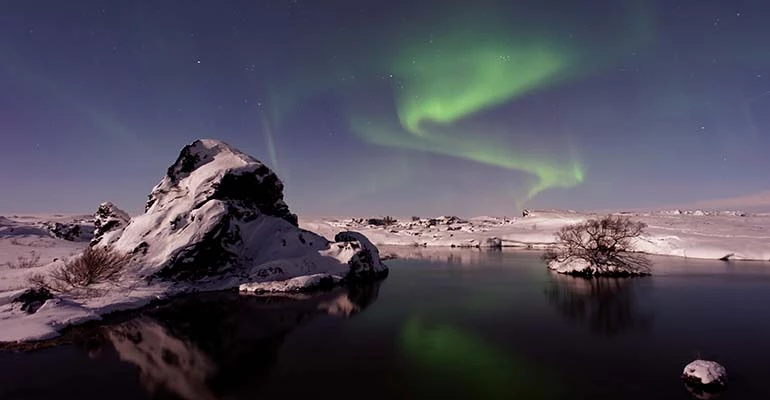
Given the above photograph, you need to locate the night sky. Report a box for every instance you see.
[1,0,768,216]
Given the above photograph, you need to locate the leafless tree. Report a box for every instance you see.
[544,215,651,275]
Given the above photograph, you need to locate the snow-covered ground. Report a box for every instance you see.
[0,214,91,292]
[301,210,770,261]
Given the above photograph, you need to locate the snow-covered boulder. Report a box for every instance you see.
[100,139,387,289]
[334,231,388,281]
[682,360,727,392]
[91,202,130,246]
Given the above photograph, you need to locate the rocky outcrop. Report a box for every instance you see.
[91,202,130,246]
[145,140,297,226]
[12,288,53,314]
[42,221,92,242]
[100,139,387,290]
[334,231,388,282]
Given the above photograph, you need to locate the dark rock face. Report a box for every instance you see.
[212,168,298,227]
[13,288,53,314]
[91,202,130,246]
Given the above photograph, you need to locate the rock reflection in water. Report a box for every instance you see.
[100,283,381,400]
[545,274,653,336]
[379,245,494,266]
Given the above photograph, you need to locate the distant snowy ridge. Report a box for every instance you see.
[0,139,387,343]
[301,210,770,261]
[0,213,93,242]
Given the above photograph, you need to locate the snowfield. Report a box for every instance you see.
[301,210,770,261]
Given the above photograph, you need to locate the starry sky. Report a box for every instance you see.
[1,0,768,216]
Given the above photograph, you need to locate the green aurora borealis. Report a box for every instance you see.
[5,0,768,214]
[354,27,585,200]
[400,316,560,398]
[267,1,653,205]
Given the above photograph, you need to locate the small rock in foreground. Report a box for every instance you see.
[682,359,727,396]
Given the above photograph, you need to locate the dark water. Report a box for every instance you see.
[2,249,770,400]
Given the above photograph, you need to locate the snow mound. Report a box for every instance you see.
[682,360,727,389]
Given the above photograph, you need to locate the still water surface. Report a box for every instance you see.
[2,248,770,399]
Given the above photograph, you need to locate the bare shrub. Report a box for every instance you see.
[26,273,49,289]
[544,215,651,275]
[6,251,41,269]
[49,247,131,289]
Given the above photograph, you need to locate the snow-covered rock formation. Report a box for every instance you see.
[682,360,727,393]
[91,202,130,245]
[99,138,387,288]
